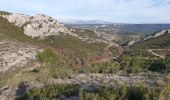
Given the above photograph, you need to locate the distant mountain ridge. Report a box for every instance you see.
[61,19,114,24]
[68,24,170,35]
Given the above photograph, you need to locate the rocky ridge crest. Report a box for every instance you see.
[3,13,77,38]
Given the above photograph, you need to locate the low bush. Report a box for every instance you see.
[145,60,166,73]
[121,55,170,73]
[121,56,146,73]
[87,61,120,74]
[37,48,59,65]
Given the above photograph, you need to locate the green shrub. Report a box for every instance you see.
[120,55,170,73]
[88,61,120,74]
[164,57,170,72]
[121,56,146,73]
[16,84,80,100]
[36,48,76,79]
[80,86,117,100]
[128,86,148,100]
[145,59,167,73]
[37,48,59,65]
[51,66,74,79]
[148,61,166,73]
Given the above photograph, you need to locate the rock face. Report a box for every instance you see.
[3,13,77,38]
[0,39,39,72]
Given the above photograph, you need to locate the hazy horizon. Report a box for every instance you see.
[0,0,170,24]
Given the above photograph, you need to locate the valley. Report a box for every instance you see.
[0,11,170,100]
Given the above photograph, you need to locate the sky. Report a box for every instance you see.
[0,0,170,23]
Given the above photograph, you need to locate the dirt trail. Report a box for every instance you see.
[148,49,170,59]
[104,44,114,55]
[89,44,120,65]
[90,57,113,65]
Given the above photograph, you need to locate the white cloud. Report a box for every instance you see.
[0,0,170,23]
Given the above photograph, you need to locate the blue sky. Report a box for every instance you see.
[0,0,170,23]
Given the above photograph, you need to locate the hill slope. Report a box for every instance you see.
[131,29,170,49]
[0,12,113,72]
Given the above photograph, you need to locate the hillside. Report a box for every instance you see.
[1,13,114,44]
[0,11,170,100]
[0,11,123,73]
[131,29,170,49]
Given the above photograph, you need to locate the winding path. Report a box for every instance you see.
[148,49,170,59]
[89,44,122,65]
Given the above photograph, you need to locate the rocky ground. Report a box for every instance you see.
[0,39,40,72]
[52,73,167,88]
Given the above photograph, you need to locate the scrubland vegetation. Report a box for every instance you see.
[0,16,107,67]
[3,48,167,100]
[16,83,170,100]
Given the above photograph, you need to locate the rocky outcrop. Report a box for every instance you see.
[3,13,32,27]
[3,13,77,38]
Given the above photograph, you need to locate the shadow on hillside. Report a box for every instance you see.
[16,82,29,97]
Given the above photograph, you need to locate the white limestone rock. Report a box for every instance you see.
[153,30,167,38]
[144,29,170,41]
[0,40,40,72]
[3,13,77,38]
[3,13,32,27]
